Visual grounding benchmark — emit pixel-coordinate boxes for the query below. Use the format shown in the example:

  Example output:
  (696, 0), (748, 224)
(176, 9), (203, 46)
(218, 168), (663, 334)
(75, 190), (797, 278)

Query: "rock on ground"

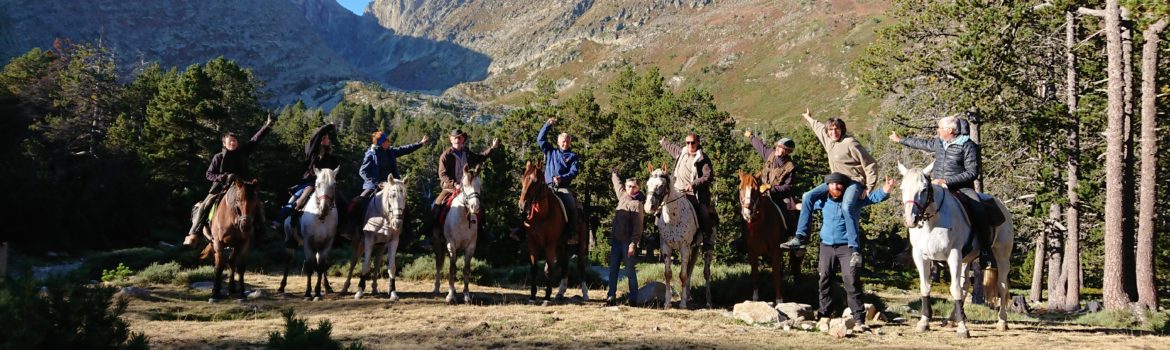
(733, 301), (780, 324)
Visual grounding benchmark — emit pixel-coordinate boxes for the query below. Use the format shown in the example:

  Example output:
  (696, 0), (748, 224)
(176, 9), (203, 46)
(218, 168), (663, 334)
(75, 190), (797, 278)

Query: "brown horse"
(518, 161), (589, 304)
(199, 174), (262, 302)
(737, 172), (793, 304)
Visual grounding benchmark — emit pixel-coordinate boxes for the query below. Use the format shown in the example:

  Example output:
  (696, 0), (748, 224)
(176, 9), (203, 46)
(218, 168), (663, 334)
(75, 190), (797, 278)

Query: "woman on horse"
(659, 133), (716, 250)
(889, 115), (995, 268)
(357, 130), (429, 236)
(273, 123), (341, 236)
(734, 130), (799, 250)
(607, 166), (644, 306)
(185, 115), (273, 246)
(783, 109), (878, 251)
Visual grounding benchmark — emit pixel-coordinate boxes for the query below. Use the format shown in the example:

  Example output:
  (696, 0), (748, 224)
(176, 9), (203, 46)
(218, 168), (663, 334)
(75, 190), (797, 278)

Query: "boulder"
(190, 281), (214, 290)
(119, 286), (151, 299)
(246, 290), (264, 300)
(636, 281), (670, 307)
(774, 302), (814, 320)
(733, 301), (781, 324)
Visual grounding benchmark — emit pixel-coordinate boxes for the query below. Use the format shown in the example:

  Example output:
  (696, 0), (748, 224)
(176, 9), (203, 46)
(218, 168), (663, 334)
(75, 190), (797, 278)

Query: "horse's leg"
(371, 244), (383, 295)
(462, 243), (475, 304)
(528, 252), (539, 303)
(210, 243), (225, 302)
(387, 237), (400, 302)
(236, 241), (250, 300)
(342, 236), (361, 295)
(226, 246), (238, 296)
(445, 245), (457, 304)
(578, 230), (590, 301)
(912, 250), (932, 332)
(433, 236), (446, 296)
(704, 247), (713, 308)
(750, 254), (760, 302)
(661, 244), (674, 309)
(995, 239), (1011, 331)
(302, 245), (315, 300)
(544, 246), (557, 302)
(279, 246), (293, 294)
(679, 245), (692, 309)
(556, 245), (569, 301)
(355, 237), (373, 299)
(950, 252), (970, 338)
(771, 248), (784, 304)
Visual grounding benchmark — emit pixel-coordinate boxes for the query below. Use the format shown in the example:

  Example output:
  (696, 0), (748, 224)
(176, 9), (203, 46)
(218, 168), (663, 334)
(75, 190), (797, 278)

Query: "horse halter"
(904, 175), (937, 224)
(647, 173), (673, 212)
(519, 175), (546, 218)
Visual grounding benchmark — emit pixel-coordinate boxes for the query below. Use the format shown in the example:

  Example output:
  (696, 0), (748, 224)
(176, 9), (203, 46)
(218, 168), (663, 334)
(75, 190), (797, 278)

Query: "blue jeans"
(796, 181), (863, 241)
(607, 239), (638, 299)
(275, 183), (310, 223)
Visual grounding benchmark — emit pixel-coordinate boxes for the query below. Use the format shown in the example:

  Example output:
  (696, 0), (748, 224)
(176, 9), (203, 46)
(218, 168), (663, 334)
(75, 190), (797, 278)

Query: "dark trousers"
(818, 244), (864, 322)
(955, 187), (992, 258)
(684, 195), (715, 249)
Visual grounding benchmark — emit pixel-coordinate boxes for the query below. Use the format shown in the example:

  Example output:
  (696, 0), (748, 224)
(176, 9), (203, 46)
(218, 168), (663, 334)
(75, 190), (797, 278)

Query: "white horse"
(433, 165), (482, 304)
(341, 173), (408, 301)
(284, 167), (339, 301)
(644, 167), (701, 309)
(898, 163), (1014, 338)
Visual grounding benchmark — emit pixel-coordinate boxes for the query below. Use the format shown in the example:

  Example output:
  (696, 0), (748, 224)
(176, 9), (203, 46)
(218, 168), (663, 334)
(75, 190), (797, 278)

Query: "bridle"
(648, 173), (685, 214)
(904, 174), (943, 225)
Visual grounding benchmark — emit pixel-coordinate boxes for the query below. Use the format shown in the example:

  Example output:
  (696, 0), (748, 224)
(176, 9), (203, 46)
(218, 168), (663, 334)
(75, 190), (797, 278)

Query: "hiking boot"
(779, 236), (806, 250)
(852, 323), (870, 333)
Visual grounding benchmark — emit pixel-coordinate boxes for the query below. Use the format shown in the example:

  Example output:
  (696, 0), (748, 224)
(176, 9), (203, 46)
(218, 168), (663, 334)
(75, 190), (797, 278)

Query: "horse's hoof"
(303, 296), (312, 301)
(354, 291), (364, 300)
(235, 298), (245, 303)
(528, 298), (538, 305)
(277, 288), (285, 294)
(996, 321), (1009, 331)
(541, 300), (551, 307)
(957, 329), (970, 338)
(313, 296), (322, 302)
(208, 298), (220, 303)
(915, 321), (929, 333)
(389, 292), (399, 302)
(446, 295), (456, 304)
(463, 294), (473, 305)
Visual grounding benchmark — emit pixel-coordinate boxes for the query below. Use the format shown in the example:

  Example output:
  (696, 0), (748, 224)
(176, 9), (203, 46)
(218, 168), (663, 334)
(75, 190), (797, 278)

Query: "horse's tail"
(982, 267), (1000, 306)
(199, 242), (214, 260)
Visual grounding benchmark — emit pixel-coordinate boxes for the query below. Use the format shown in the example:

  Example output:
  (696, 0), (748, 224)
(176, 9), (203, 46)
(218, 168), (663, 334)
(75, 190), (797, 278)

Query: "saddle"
(952, 191), (1007, 227)
(435, 188), (481, 229)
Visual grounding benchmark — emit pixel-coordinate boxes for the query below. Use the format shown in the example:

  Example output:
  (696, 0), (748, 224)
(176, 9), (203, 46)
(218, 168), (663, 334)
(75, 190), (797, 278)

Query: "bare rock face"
(733, 301), (781, 324)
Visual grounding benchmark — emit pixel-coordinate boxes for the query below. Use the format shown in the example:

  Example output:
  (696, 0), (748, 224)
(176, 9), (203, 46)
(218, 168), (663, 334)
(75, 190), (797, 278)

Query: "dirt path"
(123, 274), (1168, 349)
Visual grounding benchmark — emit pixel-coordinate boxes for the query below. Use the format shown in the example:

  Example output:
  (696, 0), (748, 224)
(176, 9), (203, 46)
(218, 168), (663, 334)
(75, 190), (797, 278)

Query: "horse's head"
(228, 177), (260, 232)
(738, 171), (760, 221)
(383, 173), (408, 232)
(644, 165), (671, 215)
(518, 161), (546, 218)
(313, 167), (339, 219)
(461, 164), (483, 215)
(898, 162), (936, 227)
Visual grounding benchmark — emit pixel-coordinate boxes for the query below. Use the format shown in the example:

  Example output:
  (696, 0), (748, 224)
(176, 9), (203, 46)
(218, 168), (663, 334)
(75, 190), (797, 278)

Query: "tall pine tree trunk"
(1059, 10), (1080, 311)
(1102, 0), (1131, 310)
(1121, 22), (1139, 302)
(1136, 18), (1167, 311)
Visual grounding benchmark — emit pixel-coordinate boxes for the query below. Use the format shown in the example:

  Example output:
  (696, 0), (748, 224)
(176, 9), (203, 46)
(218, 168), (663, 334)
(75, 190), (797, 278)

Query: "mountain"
(370, 0), (889, 126)
(0, 0), (490, 106)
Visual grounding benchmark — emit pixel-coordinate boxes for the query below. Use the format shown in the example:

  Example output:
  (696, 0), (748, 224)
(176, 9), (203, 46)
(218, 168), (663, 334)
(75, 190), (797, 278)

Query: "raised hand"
(547, 117), (557, 125)
(420, 134), (430, 145)
(888, 131), (901, 143)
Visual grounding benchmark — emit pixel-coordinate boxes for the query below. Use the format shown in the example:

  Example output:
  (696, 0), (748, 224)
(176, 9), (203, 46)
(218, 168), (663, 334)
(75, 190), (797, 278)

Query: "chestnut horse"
(737, 172), (789, 304)
(199, 174), (262, 302)
(518, 161), (590, 304)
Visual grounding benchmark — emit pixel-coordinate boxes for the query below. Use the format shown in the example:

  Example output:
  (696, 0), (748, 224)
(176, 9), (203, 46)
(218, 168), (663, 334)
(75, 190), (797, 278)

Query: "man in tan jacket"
(607, 167), (644, 306)
(782, 109), (878, 250)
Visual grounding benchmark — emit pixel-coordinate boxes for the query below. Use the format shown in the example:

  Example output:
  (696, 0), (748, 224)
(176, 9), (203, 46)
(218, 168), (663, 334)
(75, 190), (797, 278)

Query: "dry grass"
(122, 273), (1170, 349)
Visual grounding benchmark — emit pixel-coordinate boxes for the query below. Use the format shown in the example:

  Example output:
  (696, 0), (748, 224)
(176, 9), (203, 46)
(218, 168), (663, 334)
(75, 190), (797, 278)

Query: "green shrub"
(177, 266), (216, 285)
(1075, 309), (1170, 332)
(266, 309), (364, 350)
(0, 280), (149, 349)
(136, 261), (181, 285)
(101, 263), (133, 283)
(400, 255), (493, 284)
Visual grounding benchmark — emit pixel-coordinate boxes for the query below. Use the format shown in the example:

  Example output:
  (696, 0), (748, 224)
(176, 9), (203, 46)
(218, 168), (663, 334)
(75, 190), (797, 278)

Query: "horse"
(518, 161), (590, 304)
(341, 173), (408, 301)
(737, 172), (788, 304)
(644, 166), (702, 309)
(199, 174), (261, 302)
(432, 165), (482, 304)
(282, 167), (339, 301)
(898, 163), (1014, 338)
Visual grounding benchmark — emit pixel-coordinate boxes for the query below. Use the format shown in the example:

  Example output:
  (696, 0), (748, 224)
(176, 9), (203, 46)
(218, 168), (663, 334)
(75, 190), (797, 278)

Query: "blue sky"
(335, 0), (368, 15)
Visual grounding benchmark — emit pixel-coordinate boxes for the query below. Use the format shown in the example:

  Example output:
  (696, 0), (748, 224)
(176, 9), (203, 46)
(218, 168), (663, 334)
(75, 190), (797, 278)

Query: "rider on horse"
(357, 130), (429, 239)
(428, 129), (498, 239)
(889, 115), (996, 268)
(659, 133), (717, 250)
(531, 117), (581, 245)
(783, 109), (878, 251)
(735, 130), (799, 250)
(185, 115), (273, 246)
(273, 123), (341, 237)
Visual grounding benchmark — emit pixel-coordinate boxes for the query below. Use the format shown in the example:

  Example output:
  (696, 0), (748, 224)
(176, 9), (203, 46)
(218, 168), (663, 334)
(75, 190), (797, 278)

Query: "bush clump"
(136, 262), (181, 285)
(266, 308), (364, 350)
(0, 280), (149, 349)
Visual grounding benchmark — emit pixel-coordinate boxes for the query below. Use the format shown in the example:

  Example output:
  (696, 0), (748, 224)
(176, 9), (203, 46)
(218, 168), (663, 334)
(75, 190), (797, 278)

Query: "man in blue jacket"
(527, 117), (582, 244)
(785, 172), (894, 331)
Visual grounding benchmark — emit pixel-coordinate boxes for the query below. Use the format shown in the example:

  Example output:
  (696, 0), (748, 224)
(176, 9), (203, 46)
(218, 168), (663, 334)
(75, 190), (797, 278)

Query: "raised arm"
(659, 137), (682, 158)
(536, 120), (554, 152)
(747, 134), (769, 159)
(467, 138), (500, 166)
(240, 117), (274, 154)
(388, 141), (424, 157)
(803, 109), (829, 147)
(898, 136), (941, 153)
(611, 171), (624, 198)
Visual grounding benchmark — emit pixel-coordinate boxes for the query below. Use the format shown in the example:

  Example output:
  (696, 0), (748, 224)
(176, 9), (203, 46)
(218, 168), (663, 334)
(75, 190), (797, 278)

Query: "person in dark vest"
(659, 133), (717, 250)
(734, 130), (799, 251)
(272, 123), (341, 237)
(427, 129), (498, 239)
(184, 115), (273, 246)
(889, 115), (996, 268)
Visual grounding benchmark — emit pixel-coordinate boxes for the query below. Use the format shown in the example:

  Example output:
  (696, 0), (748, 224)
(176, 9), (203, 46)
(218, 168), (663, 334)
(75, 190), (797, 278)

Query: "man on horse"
(782, 109), (878, 252)
(185, 115), (273, 246)
(529, 117), (582, 245)
(357, 130), (429, 239)
(807, 173), (894, 331)
(735, 130), (799, 250)
(659, 133), (716, 250)
(889, 115), (996, 268)
(273, 123), (342, 237)
(607, 166), (644, 306)
(429, 129), (498, 238)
